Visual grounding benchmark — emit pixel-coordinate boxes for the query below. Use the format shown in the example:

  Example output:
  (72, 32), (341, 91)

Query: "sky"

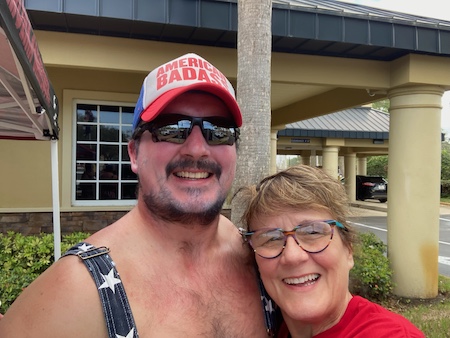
(338, 0), (450, 135)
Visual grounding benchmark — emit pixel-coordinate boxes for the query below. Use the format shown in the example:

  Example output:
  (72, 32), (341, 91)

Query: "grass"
(382, 275), (450, 337)
(441, 196), (450, 204)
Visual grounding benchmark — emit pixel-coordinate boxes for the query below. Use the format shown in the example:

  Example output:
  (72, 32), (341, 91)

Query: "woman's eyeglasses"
(239, 220), (346, 259)
(133, 114), (239, 146)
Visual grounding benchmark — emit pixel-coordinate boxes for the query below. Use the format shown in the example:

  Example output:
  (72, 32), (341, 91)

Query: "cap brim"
(140, 83), (242, 127)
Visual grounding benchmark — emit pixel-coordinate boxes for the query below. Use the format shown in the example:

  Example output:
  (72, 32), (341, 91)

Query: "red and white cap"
(132, 53), (242, 130)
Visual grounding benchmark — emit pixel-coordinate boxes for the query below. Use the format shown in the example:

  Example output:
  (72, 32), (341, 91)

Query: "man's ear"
(128, 140), (138, 174)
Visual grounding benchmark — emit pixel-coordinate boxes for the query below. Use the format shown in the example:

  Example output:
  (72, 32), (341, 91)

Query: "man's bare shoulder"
(0, 254), (106, 338)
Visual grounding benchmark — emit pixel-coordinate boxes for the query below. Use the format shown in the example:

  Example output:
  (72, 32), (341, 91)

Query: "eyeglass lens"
(249, 221), (337, 258)
(141, 114), (238, 146)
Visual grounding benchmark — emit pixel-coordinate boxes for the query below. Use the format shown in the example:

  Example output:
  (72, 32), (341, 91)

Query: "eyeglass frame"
(132, 113), (240, 146)
(239, 220), (346, 259)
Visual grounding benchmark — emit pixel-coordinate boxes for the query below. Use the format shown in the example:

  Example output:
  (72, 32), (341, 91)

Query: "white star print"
(262, 296), (275, 313)
(77, 243), (94, 252)
(116, 327), (134, 338)
(99, 268), (122, 294)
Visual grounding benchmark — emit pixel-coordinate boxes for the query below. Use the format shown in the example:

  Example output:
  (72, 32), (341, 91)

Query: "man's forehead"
(160, 91), (233, 118)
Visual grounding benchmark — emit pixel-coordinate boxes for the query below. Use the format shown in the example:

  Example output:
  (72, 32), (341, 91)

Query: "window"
(74, 102), (137, 205)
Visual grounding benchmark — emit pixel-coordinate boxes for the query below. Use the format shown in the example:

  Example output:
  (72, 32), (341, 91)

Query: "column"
(301, 150), (311, 166)
(357, 156), (367, 175)
(387, 85), (443, 298)
(344, 152), (356, 202)
(270, 129), (279, 175)
(322, 146), (339, 179)
(311, 149), (317, 167)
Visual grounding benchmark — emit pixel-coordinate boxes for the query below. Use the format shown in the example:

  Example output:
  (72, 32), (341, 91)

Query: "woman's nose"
(280, 235), (309, 264)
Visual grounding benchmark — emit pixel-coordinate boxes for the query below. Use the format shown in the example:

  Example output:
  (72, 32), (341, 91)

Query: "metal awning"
(0, 0), (58, 140)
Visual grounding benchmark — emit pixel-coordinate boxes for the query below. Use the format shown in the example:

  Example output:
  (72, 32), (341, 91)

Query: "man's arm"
(0, 256), (107, 338)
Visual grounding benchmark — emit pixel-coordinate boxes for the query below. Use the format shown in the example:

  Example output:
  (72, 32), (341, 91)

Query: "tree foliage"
(371, 99), (390, 113)
(442, 142), (450, 180)
(367, 155), (388, 177)
(367, 143), (450, 181)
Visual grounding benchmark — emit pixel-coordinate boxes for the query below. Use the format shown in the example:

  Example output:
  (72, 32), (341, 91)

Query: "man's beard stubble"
(140, 158), (228, 225)
(143, 187), (225, 226)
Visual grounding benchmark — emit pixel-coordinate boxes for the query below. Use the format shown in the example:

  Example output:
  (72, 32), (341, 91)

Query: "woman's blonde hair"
(238, 164), (356, 249)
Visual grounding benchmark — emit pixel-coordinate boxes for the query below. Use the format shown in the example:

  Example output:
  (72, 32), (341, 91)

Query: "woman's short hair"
(238, 164), (356, 249)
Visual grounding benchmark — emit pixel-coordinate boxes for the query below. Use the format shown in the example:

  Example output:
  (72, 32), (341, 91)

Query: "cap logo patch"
(155, 57), (228, 90)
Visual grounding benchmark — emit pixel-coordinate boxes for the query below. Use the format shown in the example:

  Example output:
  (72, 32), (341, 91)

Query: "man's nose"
(180, 125), (210, 156)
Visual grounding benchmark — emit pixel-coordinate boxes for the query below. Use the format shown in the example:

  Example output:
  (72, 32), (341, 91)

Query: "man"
(0, 53), (269, 337)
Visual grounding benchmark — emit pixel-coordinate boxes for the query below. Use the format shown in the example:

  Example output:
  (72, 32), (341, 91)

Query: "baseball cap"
(132, 53), (242, 130)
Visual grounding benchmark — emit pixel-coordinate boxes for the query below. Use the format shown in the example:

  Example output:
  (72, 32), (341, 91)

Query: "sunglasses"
(133, 114), (240, 146)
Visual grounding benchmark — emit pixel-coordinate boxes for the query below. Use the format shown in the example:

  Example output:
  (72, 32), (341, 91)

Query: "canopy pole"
(51, 139), (61, 260)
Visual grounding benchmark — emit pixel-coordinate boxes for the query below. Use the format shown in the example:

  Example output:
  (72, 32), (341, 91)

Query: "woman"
(239, 165), (424, 338)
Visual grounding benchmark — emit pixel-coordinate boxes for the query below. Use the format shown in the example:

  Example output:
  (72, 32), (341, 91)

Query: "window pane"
(122, 125), (133, 142)
(78, 183), (96, 200)
(77, 124), (97, 141)
(122, 145), (130, 161)
(122, 183), (137, 199)
(121, 163), (136, 180)
(100, 125), (119, 142)
(76, 144), (97, 160)
(100, 144), (119, 161)
(80, 163), (97, 180)
(100, 183), (118, 200)
(76, 104), (97, 122)
(100, 105), (119, 124)
(122, 106), (134, 124)
(100, 164), (118, 179)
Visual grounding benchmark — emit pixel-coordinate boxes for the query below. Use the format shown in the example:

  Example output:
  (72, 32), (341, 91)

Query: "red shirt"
(277, 295), (425, 338)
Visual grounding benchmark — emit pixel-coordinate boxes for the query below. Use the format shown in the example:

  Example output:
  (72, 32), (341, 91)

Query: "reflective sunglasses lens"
(153, 121), (191, 144)
(202, 121), (236, 145)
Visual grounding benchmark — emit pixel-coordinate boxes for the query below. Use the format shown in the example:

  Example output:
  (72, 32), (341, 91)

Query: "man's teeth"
(284, 274), (319, 285)
(176, 171), (209, 179)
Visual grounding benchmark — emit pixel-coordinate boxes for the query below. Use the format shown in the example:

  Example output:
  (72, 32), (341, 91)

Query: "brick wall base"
(0, 209), (232, 236)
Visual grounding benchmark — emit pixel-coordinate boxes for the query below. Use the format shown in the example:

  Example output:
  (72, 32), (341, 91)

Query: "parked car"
(356, 175), (388, 203)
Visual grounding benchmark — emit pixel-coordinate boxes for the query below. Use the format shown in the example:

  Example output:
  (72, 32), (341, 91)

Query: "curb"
(350, 202), (387, 212)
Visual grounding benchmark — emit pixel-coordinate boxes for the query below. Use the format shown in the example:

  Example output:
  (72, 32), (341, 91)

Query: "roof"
(24, 0), (450, 61)
(274, 0), (449, 27)
(278, 106), (390, 139)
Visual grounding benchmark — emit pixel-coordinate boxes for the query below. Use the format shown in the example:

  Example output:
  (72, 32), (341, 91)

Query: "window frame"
(68, 94), (138, 207)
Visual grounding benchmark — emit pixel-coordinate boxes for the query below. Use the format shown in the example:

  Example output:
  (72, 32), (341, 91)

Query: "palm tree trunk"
(231, 0), (272, 227)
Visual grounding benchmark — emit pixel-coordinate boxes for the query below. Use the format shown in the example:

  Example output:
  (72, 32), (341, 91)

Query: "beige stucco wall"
(2, 30), (450, 213)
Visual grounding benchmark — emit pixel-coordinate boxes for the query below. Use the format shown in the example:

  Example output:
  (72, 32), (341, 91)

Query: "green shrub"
(0, 231), (90, 313)
(441, 180), (450, 197)
(0, 231), (397, 313)
(350, 232), (394, 301)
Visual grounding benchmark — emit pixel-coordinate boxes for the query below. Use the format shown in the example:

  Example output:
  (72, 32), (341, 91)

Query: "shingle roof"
(278, 106), (389, 139)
